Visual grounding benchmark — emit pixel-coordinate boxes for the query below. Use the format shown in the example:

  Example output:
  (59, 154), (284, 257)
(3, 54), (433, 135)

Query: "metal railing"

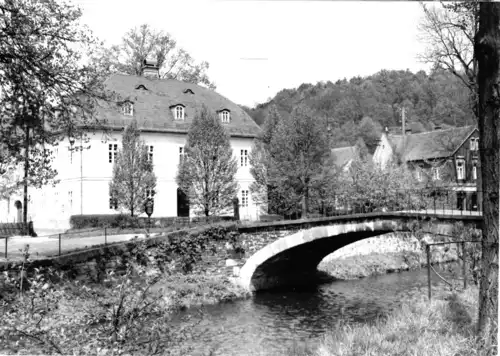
(253, 188), (483, 221)
(1, 216), (236, 260)
(425, 240), (481, 300)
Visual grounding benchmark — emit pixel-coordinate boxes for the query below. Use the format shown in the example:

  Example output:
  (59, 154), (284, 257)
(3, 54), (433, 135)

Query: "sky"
(72, 0), (432, 107)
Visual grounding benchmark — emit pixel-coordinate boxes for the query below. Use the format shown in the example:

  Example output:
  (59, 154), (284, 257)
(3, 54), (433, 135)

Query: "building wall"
(372, 134), (394, 169)
(1, 130), (260, 230)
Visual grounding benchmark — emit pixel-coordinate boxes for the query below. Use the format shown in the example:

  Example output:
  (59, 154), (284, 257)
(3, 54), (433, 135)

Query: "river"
(170, 265), (464, 356)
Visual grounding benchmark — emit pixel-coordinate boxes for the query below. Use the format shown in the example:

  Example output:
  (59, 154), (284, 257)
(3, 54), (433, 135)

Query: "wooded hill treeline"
(242, 68), (475, 153)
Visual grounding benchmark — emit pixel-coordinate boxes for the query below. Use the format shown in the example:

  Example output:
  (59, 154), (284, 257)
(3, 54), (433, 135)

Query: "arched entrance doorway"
(177, 188), (190, 217)
(14, 200), (22, 222)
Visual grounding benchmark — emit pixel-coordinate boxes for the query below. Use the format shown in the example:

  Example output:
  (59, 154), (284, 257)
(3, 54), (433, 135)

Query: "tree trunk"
(475, 2), (499, 350)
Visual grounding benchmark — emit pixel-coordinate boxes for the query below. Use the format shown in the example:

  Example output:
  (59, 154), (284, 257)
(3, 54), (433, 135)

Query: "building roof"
(388, 126), (476, 162)
(92, 74), (261, 138)
(331, 145), (358, 168)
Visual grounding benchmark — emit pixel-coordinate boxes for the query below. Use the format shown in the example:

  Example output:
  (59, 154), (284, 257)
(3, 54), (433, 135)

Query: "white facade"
(372, 133), (394, 169)
(0, 130), (260, 230)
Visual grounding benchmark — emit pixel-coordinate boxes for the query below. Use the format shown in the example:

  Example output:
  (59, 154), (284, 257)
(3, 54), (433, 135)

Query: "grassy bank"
(154, 273), (251, 309)
(314, 287), (496, 356)
(319, 248), (458, 280)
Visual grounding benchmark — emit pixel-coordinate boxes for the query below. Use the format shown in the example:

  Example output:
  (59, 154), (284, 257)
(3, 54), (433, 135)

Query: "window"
(470, 137), (479, 151)
(456, 159), (465, 180)
(145, 189), (155, 200)
(108, 144), (118, 163)
(472, 160), (478, 180)
(68, 191), (73, 209)
(240, 149), (248, 167)
(109, 190), (118, 210)
(241, 190), (249, 207)
(122, 101), (134, 116)
(219, 110), (230, 123)
(432, 167), (440, 180)
(415, 167), (423, 182)
(173, 105), (185, 120)
(147, 145), (154, 163)
(179, 146), (185, 163)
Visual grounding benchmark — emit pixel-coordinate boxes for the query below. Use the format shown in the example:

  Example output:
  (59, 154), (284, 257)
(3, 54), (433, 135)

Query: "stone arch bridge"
(236, 212), (481, 291)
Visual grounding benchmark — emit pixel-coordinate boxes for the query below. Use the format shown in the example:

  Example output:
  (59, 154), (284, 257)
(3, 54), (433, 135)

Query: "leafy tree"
(336, 157), (419, 213)
(101, 24), (215, 89)
(249, 105), (281, 207)
(266, 105), (331, 216)
(0, 0), (110, 220)
(475, 1), (499, 348)
(109, 120), (156, 217)
(357, 116), (383, 154)
(176, 106), (238, 217)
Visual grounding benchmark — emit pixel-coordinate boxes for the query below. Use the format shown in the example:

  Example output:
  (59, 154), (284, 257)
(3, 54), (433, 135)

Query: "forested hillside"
(242, 68), (475, 151)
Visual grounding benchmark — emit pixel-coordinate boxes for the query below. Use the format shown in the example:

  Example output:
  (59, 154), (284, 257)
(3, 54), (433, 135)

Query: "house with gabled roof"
(0, 60), (262, 230)
(373, 125), (480, 210)
(331, 145), (359, 172)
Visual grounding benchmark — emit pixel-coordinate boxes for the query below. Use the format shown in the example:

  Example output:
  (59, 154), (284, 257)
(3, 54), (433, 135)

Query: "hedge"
(69, 214), (237, 230)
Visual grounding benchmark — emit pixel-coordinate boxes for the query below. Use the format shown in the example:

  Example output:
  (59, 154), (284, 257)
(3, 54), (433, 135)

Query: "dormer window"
(170, 104), (185, 120)
(183, 89), (194, 94)
(218, 109), (231, 124)
(135, 84), (148, 90)
(122, 101), (134, 116)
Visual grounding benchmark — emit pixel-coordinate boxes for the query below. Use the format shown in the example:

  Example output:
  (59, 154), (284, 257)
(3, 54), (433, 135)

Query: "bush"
(69, 214), (237, 230)
(69, 214), (141, 229)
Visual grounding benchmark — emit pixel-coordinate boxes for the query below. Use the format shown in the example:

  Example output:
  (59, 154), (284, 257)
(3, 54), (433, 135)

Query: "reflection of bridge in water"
(237, 209), (482, 292)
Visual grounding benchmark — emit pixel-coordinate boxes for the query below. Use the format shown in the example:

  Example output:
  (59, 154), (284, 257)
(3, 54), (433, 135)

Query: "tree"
(266, 105), (331, 216)
(337, 157), (418, 213)
(249, 105), (281, 208)
(475, 2), (499, 350)
(176, 106), (238, 217)
(109, 120), (156, 217)
(0, 0), (111, 220)
(357, 116), (382, 154)
(101, 24), (215, 89)
(418, 2), (478, 98)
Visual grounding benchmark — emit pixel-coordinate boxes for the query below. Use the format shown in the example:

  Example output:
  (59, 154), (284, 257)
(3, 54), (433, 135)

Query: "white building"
(0, 63), (262, 230)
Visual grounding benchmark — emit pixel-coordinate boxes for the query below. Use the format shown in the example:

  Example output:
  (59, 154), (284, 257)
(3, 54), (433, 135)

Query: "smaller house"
(373, 125), (480, 210)
(331, 146), (359, 172)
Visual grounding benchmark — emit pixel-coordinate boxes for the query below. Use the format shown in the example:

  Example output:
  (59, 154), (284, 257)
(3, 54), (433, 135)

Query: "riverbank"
(0, 267), (251, 355)
(314, 286), (495, 356)
(153, 273), (251, 309)
(318, 233), (459, 279)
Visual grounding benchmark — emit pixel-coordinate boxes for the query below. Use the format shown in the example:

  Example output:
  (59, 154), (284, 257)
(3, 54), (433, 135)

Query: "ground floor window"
(109, 190), (118, 210)
(241, 190), (249, 207)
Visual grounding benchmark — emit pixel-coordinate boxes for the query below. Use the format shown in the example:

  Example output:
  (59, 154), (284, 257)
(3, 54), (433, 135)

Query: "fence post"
(462, 241), (467, 290)
(58, 233), (61, 256)
(426, 244), (431, 301)
(104, 227), (107, 246)
(4, 237), (7, 259)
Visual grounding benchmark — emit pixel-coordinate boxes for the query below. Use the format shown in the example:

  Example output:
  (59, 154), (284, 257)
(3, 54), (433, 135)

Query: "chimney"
(141, 59), (159, 79)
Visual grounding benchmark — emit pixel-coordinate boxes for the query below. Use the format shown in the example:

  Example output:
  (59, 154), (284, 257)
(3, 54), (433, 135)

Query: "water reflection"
(174, 266), (460, 356)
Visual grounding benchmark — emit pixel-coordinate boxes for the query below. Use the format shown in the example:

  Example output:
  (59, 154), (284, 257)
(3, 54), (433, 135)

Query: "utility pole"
(401, 107), (406, 150)
(23, 122), (29, 224)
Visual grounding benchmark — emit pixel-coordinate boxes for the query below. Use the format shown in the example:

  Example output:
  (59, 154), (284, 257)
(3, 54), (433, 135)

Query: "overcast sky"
(72, 0), (432, 107)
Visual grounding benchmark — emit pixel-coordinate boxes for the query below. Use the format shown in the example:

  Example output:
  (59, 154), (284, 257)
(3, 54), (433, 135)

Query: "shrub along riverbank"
(313, 287), (496, 356)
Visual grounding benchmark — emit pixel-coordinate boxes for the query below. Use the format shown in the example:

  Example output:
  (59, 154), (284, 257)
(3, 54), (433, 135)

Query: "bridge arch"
(238, 218), (461, 292)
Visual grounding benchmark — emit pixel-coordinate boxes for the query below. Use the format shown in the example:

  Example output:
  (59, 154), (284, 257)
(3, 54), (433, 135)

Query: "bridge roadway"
(237, 210), (482, 292)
